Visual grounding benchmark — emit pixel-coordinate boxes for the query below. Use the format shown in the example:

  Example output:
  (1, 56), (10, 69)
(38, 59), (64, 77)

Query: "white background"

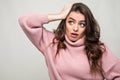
(0, 0), (120, 80)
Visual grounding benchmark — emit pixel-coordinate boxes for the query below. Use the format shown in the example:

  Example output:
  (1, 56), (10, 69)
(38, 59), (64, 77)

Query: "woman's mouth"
(71, 33), (79, 38)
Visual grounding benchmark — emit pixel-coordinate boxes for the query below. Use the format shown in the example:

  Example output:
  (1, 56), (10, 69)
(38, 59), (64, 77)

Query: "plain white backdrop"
(0, 0), (120, 80)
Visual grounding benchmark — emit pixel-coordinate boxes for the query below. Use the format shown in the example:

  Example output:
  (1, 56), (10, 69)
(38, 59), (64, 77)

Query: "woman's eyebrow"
(68, 17), (75, 20)
(79, 20), (85, 23)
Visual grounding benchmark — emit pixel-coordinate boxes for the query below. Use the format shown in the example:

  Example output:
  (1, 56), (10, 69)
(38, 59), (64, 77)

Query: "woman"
(18, 2), (120, 80)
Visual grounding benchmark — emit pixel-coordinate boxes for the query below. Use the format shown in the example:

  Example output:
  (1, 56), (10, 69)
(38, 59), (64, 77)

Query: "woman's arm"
(18, 3), (73, 54)
(18, 13), (52, 54)
(107, 61), (120, 80)
(102, 46), (120, 80)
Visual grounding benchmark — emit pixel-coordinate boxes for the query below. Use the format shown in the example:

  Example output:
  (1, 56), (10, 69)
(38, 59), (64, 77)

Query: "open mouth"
(71, 33), (78, 38)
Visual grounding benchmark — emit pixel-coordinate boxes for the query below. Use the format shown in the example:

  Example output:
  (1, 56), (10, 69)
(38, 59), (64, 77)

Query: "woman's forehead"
(67, 11), (85, 21)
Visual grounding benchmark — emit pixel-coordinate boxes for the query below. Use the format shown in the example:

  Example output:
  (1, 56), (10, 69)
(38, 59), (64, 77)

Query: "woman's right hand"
(48, 3), (74, 22)
(59, 3), (74, 19)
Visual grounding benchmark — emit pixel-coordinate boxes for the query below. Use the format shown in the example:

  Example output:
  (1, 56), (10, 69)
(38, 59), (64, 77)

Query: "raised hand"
(59, 2), (74, 19)
(48, 3), (74, 22)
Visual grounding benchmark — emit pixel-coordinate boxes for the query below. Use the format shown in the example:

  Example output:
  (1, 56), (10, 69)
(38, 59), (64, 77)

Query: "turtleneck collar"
(65, 35), (85, 47)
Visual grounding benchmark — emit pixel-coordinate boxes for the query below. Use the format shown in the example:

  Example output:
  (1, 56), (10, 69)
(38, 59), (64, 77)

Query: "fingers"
(60, 2), (75, 19)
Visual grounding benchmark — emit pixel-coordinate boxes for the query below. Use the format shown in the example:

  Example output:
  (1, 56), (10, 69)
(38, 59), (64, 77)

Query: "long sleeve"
(106, 61), (120, 80)
(102, 46), (120, 80)
(18, 13), (54, 54)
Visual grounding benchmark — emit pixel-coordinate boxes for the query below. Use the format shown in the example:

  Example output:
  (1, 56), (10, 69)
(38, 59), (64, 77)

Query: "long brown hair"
(53, 3), (106, 77)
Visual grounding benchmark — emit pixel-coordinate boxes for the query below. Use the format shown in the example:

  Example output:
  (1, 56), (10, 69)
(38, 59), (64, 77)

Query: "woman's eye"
(79, 23), (86, 27)
(68, 21), (74, 25)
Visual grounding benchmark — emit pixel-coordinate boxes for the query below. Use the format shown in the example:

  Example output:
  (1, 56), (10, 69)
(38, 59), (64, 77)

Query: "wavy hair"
(53, 3), (106, 77)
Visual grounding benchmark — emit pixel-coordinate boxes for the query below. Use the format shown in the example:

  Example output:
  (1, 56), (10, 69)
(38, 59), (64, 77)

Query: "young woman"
(18, 2), (120, 80)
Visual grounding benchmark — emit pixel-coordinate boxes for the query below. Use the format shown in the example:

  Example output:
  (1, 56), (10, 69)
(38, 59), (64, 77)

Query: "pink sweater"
(18, 13), (120, 80)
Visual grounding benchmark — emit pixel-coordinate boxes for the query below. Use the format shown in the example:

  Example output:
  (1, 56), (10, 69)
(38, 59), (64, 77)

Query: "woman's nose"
(73, 24), (78, 32)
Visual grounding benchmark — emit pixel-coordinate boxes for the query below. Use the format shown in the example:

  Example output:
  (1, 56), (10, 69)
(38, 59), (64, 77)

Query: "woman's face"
(65, 11), (86, 42)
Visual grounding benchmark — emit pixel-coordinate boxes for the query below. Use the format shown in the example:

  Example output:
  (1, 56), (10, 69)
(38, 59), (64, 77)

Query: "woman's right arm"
(18, 13), (53, 54)
(18, 3), (73, 54)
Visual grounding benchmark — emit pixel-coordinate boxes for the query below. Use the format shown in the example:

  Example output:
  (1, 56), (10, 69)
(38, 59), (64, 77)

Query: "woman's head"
(66, 3), (96, 42)
(54, 3), (100, 42)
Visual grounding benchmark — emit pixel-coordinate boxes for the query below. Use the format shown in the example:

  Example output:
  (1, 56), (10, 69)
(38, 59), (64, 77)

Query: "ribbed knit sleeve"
(18, 13), (54, 55)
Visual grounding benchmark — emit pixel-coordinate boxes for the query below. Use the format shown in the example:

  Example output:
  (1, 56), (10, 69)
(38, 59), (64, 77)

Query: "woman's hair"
(53, 3), (106, 77)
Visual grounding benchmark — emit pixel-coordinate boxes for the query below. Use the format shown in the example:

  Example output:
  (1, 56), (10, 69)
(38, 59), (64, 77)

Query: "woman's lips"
(71, 33), (79, 38)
